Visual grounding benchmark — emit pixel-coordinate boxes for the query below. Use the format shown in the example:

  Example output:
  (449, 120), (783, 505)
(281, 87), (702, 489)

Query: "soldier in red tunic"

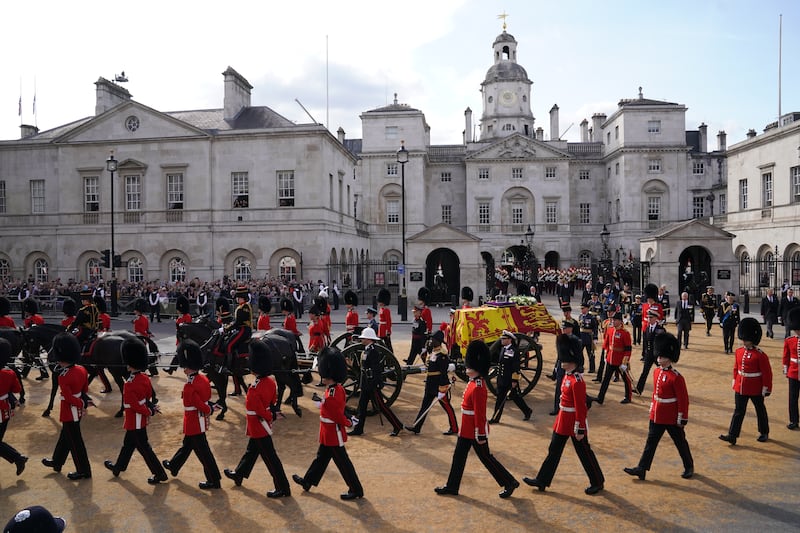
(344, 290), (359, 335)
(460, 286), (474, 309)
(523, 334), (604, 494)
(641, 283), (664, 332)
(783, 307), (800, 430)
(377, 288), (393, 353)
(307, 306), (326, 353)
(293, 346), (364, 500)
(162, 340), (222, 489)
(103, 338), (168, 484)
(93, 296), (110, 332)
(21, 298), (49, 381)
(0, 297), (17, 328)
(0, 338), (27, 476)
(132, 298), (159, 377)
(719, 318), (773, 445)
(41, 333), (92, 480)
(624, 332), (694, 480)
(435, 340), (519, 498)
(256, 295), (271, 331)
(281, 297), (304, 353)
(60, 298), (76, 329)
(418, 287), (433, 334)
(224, 339), (291, 497)
(594, 312), (633, 405)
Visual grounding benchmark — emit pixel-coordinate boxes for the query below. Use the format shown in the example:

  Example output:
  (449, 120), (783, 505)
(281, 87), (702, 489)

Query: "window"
(512, 167), (523, 179)
(82, 177), (99, 212)
(478, 202), (490, 229)
(385, 126), (398, 139)
(545, 201), (557, 224)
(739, 179), (748, 210)
(607, 132), (611, 144)
(387, 200), (399, 224)
(545, 167), (556, 180)
(34, 258), (48, 282)
(234, 256), (252, 282)
(615, 199), (620, 222)
(386, 163), (398, 177)
(329, 174), (333, 210)
(127, 257), (144, 283)
(648, 159), (662, 172)
(579, 251), (592, 268)
(615, 125), (619, 139)
(125, 175), (141, 210)
(762, 172), (773, 207)
(87, 258), (101, 282)
(0, 181), (5, 213)
(167, 173), (184, 209)
(279, 256), (297, 281)
(30, 180), (45, 213)
(441, 205), (452, 224)
(607, 167), (611, 179)
(502, 124), (515, 131)
(168, 257), (186, 283)
(277, 170), (294, 207)
(792, 167), (800, 203)
(231, 172), (248, 208)
(615, 162), (619, 175)
(693, 162), (705, 175)
(692, 196), (705, 218)
(719, 193), (727, 214)
(511, 202), (523, 226)
(478, 168), (490, 180)
(0, 259), (10, 281)
(741, 252), (750, 275)
(440, 172), (452, 183)
(387, 255), (399, 286)
(647, 196), (661, 221)
(579, 169), (590, 181)
(579, 203), (590, 224)
(647, 120), (661, 133)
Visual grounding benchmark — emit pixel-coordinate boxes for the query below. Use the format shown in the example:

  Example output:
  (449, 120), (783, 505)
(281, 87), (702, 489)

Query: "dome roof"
(484, 61), (529, 83)
(493, 31), (517, 45)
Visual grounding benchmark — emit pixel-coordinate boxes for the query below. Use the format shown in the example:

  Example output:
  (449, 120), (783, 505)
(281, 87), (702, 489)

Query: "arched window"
(579, 251), (592, 268)
(169, 257), (186, 283)
(87, 258), (101, 282)
(0, 259), (10, 281)
(793, 251), (800, 271)
(127, 257), (144, 283)
(234, 256), (252, 282)
(34, 258), (49, 283)
(279, 256), (297, 281)
(502, 124), (516, 131)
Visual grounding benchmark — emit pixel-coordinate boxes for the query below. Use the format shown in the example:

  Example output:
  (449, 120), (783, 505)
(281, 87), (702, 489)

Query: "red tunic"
(23, 314), (44, 328)
(459, 377), (488, 440)
(0, 316), (16, 328)
(0, 368), (22, 422)
(782, 335), (799, 381)
(182, 372), (213, 436)
(133, 314), (150, 337)
(421, 306), (433, 334)
(345, 309), (359, 332)
(308, 320), (325, 352)
(256, 313), (271, 331)
(122, 372), (153, 430)
(282, 314), (300, 336)
(61, 316), (74, 329)
(650, 366), (689, 425)
(378, 306), (392, 338)
(732, 346), (773, 396)
(58, 364), (89, 423)
(98, 313), (111, 332)
(641, 302), (664, 330)
(175, 312), (192, 345)
(602, 326), (632, 366)
(553, 372), (588, 436)
(245, 376), (276, 438)
(318, 383), (352, 446)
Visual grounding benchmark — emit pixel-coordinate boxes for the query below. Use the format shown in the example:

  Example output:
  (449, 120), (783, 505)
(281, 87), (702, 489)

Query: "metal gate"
(739, 258), (797, 301)
(325, 259), (399, 308)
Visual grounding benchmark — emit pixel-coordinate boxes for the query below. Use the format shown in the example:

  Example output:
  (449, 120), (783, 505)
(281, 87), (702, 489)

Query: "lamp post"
(396, 141), (408, 321)
(524, 224), (537, 294)
(599, 224), (612, 285)
(106, 151), (119, 316)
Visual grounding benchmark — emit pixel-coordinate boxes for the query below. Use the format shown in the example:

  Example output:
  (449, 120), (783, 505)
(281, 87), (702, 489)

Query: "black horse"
(254, 328), (304, 416)
(0, 327), (27, 405)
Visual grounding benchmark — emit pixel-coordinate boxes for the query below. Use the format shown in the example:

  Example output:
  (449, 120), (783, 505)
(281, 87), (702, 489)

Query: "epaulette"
(474, 377), (484, 387)
(670, 368), (681, 376)
(574, 373), (583, 382)
(327, 386), (336, 398)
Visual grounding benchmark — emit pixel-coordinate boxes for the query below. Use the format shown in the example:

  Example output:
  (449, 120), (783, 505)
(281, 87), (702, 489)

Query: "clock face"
(500, 90), (517, 106)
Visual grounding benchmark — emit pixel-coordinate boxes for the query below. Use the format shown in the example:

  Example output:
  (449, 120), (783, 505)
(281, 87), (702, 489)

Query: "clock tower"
(479, 28), (534, 141)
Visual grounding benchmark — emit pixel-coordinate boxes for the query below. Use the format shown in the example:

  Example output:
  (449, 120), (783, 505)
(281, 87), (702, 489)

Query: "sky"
(2, 0), (798, 146)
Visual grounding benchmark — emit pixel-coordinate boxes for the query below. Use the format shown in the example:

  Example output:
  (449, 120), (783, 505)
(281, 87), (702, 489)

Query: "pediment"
(54, 101), (210, 143)
(467, 133), (571, 161)
(647, 219), (735, 241)
(407, 223), (481, 243)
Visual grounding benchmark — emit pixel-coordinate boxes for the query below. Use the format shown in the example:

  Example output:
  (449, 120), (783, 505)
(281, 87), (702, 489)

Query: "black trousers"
(352, 388), (402, 433)
(303, 444), (363, 494)
(722, 325), (736, 352)
(412, 390), (458, 432)
(406, 337), (426, 365)
(491, 381), (531, 422)
(597, 363), (631, 403)
(52, 421), (91, 474)
(728, 393), (769, 437)
(233, 436), (290, 492)
(789, 377), (799, 425)
(580, 333), (596, 372)
(636, 356), (655, 394)
(636, 420), (693, 471)
(534, 432), (604, 488)
(552, 368), (565, 413)
(703, 311), (714, 334)
(444, 436), (516, 492)
(113, 428), (166, 477)
(676, 320), (691, 347)
(168, 433), (221, 482)
(0, 420), (24, 465)
(149, 303), (161, 322)
(631, 321), (642, 344)
(381, 335), (393, 354)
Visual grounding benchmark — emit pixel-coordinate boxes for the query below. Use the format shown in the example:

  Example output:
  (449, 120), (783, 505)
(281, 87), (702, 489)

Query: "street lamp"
(524, 224), (537, 293)
(106, 150), (118, 316)
(396, 141), (408, 321)
(599, 224), (612, 284)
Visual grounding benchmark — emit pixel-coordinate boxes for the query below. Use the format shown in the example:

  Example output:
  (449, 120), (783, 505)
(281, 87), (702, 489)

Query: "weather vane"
(498, 11), (509, 31)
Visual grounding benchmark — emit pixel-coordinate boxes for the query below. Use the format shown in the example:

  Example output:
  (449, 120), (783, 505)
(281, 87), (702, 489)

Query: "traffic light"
(100, 249), (111, 268)
(113, 254), (122, 268)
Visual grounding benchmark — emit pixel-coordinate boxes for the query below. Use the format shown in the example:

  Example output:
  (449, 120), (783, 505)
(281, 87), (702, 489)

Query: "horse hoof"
(216, 412), (226, 421)
(42, 410), (51, 418)
(114, 411), (124, 418)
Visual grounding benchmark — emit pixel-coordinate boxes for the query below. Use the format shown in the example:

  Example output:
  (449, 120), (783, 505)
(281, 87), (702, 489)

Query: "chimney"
(19, 124), (39, 139)
(549, 104), (559, 140)
(223, 66), (253, 123)
(580, 119), (589, 142)
(717, 130), (727, 151)
(746, 128), (757, 139)
(95, 77), (132, 115)
(698, 123), (708, 152)
(337, 127), (345, 143)
(592, 113), (606, 142)
(464, 107), (473, 144)
(536, 127), (544, 141)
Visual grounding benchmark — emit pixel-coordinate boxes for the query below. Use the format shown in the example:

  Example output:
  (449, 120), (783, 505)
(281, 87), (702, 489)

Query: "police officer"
(489, 331), (532, 424)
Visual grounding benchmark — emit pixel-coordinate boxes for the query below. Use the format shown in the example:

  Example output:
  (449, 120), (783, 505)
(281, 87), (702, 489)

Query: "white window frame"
(545, 201), (557, 224)
(231, 172), (249, 208)
(647, 120), (661, 134)
(167, 173), (184, 209)
(719, 193), (727, 214)
(0, 180), (5, 213)
(792, 166), (800, 203)
(387, 200), (399, 225)
(386, 163), (398, 177)
(545, 167), (557, 180)
(647, 196), (661, 221)
(478, 168), (490, 180)
(30, 179), (45, 213)
(278, 170), (295, 207)
(762, 172), (773, 207)
(511, 202), (524, 226)
(169, 257), (186, 283)
(234, 256), (252, 282)
(127, 257), (144, 283)
(440, 172), (452, 183)
(478, 202), (491, 228)
(34, 258), (48, 282)
(693, 162), (705, 175)
(84, 176), (99, 212)
(0, 258), (10, 281)
(279, 256), (297, 281)
(579, 203), (590, 224)
(579, 169), (590, 181)
(648, 159), (662, 173)
(739, 179), (748, 210)
(692, 196), (705, 218)
(125, 175), (142, 211)
(385, 126), (398, 140)
(441, 204), (452, 224)
(511, 167), (523, 179)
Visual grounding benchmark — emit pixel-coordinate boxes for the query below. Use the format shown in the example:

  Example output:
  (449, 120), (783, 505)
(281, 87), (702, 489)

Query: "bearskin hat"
(177, 340), (204, 370)
(318, 346), (347, 383)
(377, 288), (391, 305)
(461, 286), (474, 302)
(738, 317), (762, 345)
(308, 305), (321, 316)
(280, 297), (293, 313)
(216, 296), (231, 314)
(430, 330), (445, 345)
(133, 298), (148, 314)
(644, 283), (659, 301)
(235, 285), (249, 300)
(121, 337), (149, 371)
(248, 339), (274, 377)
(418, 286), (431, 305)
(0, 296), (11, 316)
(465, 340), (491, 377)
(653, 332), (681, 363)
(257, 295), (272, 313)
(313, 295), (327, 311)
(787, 307), (800, 332)
(344, 290), (358, 307)
(52, 332), (81, 364)
(556, 334), (582, 365)
(22, 297), (39, 315)
(93, 295), (106, 314)
(62, 298), (77, 317)
(0, 338), (12, 368)
(176, 295), (190, 314)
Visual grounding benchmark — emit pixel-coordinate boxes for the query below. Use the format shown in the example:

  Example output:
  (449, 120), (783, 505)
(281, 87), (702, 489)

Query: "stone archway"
(678, 246), (711, 303)
(426, 248), (461, 305)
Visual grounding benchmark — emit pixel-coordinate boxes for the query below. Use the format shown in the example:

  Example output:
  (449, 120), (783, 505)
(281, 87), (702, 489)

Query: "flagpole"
(33, 76), (37, 129)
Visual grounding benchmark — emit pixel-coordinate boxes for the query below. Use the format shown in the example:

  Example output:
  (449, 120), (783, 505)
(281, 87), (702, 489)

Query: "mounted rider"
(71, 289), (99, 355)
(220, 286), (252, 373)
(22, 298), (49, 381)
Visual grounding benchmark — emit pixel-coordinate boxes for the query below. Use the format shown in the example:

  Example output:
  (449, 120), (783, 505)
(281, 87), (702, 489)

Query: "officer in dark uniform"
(71, 289), (98, 355)
(578, 303), (598, 373)
(405, 330), (458, 435)
(636, 309), (666, 395)
(405, 305), (427, 366)
(630, 295), (643, 345)
(489, 331), (532, 423)
(223, 287), (252, 393)
(718, 291), (740, 354)
(674, 291), (695, 349)
(701, 286), (717, 336)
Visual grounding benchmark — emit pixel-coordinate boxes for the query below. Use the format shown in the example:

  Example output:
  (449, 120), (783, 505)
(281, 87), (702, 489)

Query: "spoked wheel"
(329, 327), (363, 352)
(485, 334), (543, 397)
(340, 341), (402, 414)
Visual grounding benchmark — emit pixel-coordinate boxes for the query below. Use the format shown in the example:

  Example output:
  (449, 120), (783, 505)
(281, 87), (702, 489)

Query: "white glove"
(349, 415), (359, 426)
(313, 400), (322, 408)
(784, 365), (789, 375)
(217, 327), (224, 334)
(447, 363), (456, 373)
(437, 391), (446, 400)
(620, 364), (627, 372)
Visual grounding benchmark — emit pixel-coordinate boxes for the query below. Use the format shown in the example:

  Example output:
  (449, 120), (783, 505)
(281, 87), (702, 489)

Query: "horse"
(254, 328), (304, 416)
(0, 327), (27, 405)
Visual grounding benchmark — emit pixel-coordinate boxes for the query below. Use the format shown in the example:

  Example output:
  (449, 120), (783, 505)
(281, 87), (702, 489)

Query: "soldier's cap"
(634, 294), (642, 299)
(4, 506), (65, 533)
(449, 308), (457, 314)
(647, 309), (660, 318)
(612, 312), (624, 321)
(580, 302), (590, 308)
(706, 286), (714, 290)
(366, 306), (377, 315)
(561, 305), (572, 312)
(501, 330), (516, 340)
(725, 291), (735, 297)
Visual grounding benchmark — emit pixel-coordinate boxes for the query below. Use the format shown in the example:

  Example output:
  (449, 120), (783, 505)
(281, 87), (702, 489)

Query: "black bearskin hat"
(280, 297), (293, 313)
(52, 332), (81, 364)
(62, 298), (77, 317)
(465, 340), (491, 377)
(133, 298), (148, 313)
(738, 317), (762, 345)
(556, 334), (582, 366)
(644, 283), (659, 301)
(377, 288), (391, 305)
(248, 339), (274, 377)
(418, 287), (431, 305)
(93, 295), (106, 314)
(787, 307), (800, 332)
(177, 340), (204, 370)
(344, 290), (358, 306)
(0, 338), (12, 368)
(121, 337), (149, 371)
(216, 296), (231, 314)
(308, 305), (321, 316)
(318, 346), (347, 383)
(653, 332), (681, 363)
(176, 295), (190, 314)
(430, 330), (445, 345)
(257, 295), (272, 313)
(23, 297), (39, 315)
(314, 295), (327, 311)
(461, 286), (474, 302)
(0, 296), (11, 316)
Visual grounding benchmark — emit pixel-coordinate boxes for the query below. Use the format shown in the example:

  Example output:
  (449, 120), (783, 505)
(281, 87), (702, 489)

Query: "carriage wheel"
(329, 331), (358, 352)
(340, 342), (402, 415)
(485, 334), (543, 397)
